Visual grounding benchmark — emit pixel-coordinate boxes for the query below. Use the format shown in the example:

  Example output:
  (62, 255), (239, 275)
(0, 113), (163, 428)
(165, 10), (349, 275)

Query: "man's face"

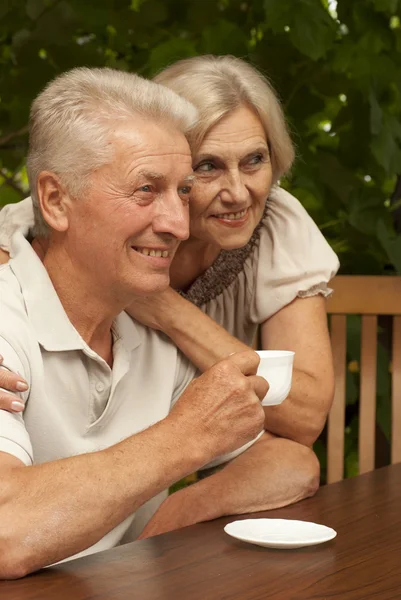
(65, 118), (193, 298)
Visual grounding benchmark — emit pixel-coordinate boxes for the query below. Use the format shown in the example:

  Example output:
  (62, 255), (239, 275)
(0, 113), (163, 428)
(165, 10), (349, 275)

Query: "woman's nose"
(219, 171), (248, 204)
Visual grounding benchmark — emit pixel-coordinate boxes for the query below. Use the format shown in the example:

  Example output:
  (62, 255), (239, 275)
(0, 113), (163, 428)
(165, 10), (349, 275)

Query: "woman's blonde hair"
(154, 55), (295, 182)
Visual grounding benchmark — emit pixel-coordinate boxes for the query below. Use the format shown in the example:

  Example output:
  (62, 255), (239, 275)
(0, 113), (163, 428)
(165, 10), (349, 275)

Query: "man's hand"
(168, 350), (268, 465)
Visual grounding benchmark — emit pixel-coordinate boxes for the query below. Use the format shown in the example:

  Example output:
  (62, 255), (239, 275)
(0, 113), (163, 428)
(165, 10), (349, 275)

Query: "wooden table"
(2, 463), (401, 599)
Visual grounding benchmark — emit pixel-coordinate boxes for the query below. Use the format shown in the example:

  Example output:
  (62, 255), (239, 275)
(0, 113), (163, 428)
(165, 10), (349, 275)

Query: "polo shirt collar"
(9, 232), (142, 353)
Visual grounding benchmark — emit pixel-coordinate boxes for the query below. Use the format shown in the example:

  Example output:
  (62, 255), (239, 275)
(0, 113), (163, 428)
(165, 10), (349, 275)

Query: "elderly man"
(0, 67), (319, 579)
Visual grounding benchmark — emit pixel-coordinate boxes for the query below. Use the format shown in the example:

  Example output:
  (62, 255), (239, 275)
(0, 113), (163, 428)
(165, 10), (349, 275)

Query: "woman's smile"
(188, 104), (272, 251)
(209, 207), (250, 227)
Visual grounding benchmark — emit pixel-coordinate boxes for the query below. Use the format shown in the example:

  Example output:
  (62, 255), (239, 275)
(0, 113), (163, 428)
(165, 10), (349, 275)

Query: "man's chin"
(128, 275), (170, 297)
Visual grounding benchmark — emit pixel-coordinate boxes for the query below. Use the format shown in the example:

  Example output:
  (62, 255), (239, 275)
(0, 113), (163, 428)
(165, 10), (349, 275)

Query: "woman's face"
(189, 104), (272, 250)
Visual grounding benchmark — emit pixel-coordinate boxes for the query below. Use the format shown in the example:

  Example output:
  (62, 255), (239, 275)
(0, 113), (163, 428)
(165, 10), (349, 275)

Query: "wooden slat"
(328, 276), (401, 315)
(391, 316), (401, 464)
(327, 315), (347, 483)
(358, 316), (377, 474)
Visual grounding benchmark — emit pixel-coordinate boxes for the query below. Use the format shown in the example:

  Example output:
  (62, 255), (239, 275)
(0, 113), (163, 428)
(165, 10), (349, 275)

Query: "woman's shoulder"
(259, 185), (321, 232)
(256, 185), (339, 268)
(250, 186), (340, 322)
(0, 197), (35, 255)
(181, 186), (340, 312)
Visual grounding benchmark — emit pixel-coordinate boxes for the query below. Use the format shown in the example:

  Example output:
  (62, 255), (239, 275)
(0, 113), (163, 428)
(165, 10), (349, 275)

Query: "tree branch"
(0, 125), (29, 148)
(0, 169), (25, 198)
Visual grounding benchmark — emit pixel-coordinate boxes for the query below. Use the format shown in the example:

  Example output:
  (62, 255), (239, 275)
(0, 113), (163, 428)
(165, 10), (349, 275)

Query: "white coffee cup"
(256, 350), (295, 406)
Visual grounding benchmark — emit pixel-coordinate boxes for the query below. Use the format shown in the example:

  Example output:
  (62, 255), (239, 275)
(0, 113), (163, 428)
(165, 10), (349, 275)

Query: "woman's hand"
(0, 237), (48, 265)
(0, 357), (28, 412)
(0, 248), (9, 264)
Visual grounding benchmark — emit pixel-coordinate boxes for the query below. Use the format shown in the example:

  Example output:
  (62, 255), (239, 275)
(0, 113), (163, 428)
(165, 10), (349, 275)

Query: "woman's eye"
(194, 162), (215, 173)
(248, 154), (264, 165)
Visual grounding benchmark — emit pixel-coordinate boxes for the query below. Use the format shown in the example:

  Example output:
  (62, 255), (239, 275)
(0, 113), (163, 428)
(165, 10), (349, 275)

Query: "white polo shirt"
(0, 232), (200, 559)
(0, 231), (262, 562)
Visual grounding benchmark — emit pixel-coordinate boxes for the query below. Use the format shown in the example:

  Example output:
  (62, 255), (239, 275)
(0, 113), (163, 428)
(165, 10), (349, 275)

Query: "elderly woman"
(0, 55), (338, 447)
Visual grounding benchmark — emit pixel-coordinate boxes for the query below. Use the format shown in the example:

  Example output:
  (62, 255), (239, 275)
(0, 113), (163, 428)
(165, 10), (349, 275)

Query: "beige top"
(180, 186), (340, 344)
(0, 189), (340, 347)
(0, 232), (260, 563)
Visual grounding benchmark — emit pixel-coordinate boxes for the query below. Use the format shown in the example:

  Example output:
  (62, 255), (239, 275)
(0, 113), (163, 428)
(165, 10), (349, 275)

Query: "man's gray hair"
(27, 67), (198, 237)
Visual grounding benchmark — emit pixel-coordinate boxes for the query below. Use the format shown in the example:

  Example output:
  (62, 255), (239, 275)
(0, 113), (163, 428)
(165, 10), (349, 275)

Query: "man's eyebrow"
(137, 170), (166, 182)
(137, 171), (196, 184)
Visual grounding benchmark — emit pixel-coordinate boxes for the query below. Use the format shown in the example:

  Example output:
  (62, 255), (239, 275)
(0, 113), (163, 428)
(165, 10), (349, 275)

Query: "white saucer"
(224, 518), (337, 549)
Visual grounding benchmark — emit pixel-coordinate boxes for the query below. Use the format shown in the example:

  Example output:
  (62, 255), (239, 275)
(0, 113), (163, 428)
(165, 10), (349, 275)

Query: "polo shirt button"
(95, 381), (105, 393)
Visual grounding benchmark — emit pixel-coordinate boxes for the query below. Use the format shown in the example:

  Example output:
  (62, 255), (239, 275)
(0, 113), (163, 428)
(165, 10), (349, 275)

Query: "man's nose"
(153, 192), (190, 241)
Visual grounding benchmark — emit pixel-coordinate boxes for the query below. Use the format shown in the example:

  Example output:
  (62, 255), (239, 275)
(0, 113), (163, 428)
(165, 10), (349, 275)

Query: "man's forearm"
(0, 418), (203, 579)
(139, 433), (320, 539)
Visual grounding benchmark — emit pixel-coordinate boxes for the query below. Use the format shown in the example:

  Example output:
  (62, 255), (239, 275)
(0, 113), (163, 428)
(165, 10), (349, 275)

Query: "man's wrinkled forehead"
(111, 116), (190, 152)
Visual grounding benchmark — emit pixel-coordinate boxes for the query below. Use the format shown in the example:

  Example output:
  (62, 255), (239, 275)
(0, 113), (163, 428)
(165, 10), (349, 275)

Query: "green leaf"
(201, 20), (248, 55)
(33, 1), (78, 45)
(372, 0), (399, 14)
(264, 0), (336, 60)
(12, 28), (32, 50)
(369, 89), (382, 135)
(371, 113), (401, 174)
(26, 0), (46, 20)
(135, 0), (168, 25)
(377, 220), (401, 274)
(0, 185), (24, 207)
(148, 38), (197, 75)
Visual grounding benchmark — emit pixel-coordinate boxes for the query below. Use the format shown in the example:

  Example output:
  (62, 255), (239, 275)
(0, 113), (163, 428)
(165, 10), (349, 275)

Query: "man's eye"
(194, 162), (215, 173)
(178, 186), (192, 195)
(138, 185), (152, 193)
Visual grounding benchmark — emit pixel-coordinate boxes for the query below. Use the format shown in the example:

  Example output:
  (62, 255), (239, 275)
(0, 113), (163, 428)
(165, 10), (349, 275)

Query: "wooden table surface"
(2, 463), (401, 600)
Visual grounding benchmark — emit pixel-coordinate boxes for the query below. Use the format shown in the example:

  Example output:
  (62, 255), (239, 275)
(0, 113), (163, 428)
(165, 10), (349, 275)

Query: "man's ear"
(36, 172), (72, 232)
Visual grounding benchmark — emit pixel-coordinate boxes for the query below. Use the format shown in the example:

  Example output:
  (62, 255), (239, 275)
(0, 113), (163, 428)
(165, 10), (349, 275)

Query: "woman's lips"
(210, 207), (250, 227)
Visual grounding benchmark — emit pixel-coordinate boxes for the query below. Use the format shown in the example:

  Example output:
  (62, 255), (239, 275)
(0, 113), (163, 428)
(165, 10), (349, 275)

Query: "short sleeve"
(249, 187), (340, 324)
(171, 350), (198, 405)
(200, 430), (264, 470)
(0, 198), (35, 257)
(0, 336), (33, 465)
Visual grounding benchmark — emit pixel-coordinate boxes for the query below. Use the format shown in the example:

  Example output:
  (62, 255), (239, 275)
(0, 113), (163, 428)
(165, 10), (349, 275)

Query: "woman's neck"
(170, 238), (221, 291)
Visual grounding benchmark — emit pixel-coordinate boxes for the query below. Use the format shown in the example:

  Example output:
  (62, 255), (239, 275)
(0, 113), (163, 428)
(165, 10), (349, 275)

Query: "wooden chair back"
(326, 276), (401, 483)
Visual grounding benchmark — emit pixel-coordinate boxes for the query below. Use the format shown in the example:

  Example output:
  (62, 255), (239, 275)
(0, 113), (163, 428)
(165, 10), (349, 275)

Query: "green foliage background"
(1, 0), (400, 480)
